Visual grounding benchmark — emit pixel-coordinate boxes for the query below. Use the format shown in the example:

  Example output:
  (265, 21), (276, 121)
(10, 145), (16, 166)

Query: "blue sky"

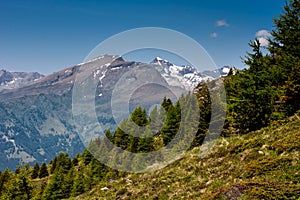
(0, 0), (284, 74)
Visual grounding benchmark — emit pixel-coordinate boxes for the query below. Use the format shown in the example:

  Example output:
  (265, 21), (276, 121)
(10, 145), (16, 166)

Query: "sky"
(0, 0), (285, 74)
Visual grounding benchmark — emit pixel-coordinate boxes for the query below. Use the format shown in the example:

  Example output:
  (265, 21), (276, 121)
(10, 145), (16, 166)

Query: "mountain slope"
(73, 114), (300, 200)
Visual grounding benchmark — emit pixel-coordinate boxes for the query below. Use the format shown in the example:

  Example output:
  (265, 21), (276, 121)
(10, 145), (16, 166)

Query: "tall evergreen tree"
(269, 0), (300, 59)
(113, 120), (130, 150)
(62, 168), (73, 198)
(137, 128), (155, 153)
(161, 101), (181, 145)
(19, 175), (32, 200)
(0, 169), (11, 196)
(50, 157), (57, 174)
(161, 97), (173, 112)
(130, 107), (148, 126)
(268, 0), (300, 115)
(39, 163), (49, 178)
(105, 128), (114, 142)
(42, 169), (65, 200)
(31, 162), (40, 179)
(71, 170), (85, 197)
(15, 166), (21, 175)
(82, 149), (93, 165)
(191, 82), (211, 147)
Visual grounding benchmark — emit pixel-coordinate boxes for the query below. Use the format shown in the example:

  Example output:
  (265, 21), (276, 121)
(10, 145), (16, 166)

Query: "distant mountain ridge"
(0, 69), (44, 91)
(0, 57), (231, 94)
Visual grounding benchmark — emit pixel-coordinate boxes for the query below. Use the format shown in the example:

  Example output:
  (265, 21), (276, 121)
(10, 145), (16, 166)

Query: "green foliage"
(137, 130), (155, 153)
(224, 0), (300, 133)
(54, 152), (72, 173)
(269, 0), (300, 58)
(191, 82), (211, 148)
(0, 169), (36, 199)
(0, 169), (12, 196)
(31, 163), (39, 179)
(38, 163), (48, 178)
(82, 149), (93, 165)
(42, 169), (66, 200)
(104, 129), (113, 142)
(15, 166), (21, 175)
(49, 157), (57, 174)
(130, 106), (149, 126)
(1, 171), (33, 200)
(269, 0), (300, 116)
(161, 101), (181, 145)
(161, 97), (173, 112)
(113, 121), (130, 150)
(71, 170), (85, 197)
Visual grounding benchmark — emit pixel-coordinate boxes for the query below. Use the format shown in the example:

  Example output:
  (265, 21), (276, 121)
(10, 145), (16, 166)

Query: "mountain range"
(0, 69), (44, 91)
(0, 55), (232, 170)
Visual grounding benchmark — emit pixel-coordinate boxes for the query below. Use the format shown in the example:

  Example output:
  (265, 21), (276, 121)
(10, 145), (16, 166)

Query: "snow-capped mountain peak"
(149, 57), (233, 90)
(149, 58), (205, 90)
(150, 57), (174, 67)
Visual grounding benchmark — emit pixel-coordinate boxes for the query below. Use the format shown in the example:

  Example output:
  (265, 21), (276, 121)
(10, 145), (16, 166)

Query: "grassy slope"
(72, 115), (300, 200)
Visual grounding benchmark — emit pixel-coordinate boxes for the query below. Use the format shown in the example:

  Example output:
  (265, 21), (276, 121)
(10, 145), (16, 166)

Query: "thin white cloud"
(255, 29), (271, 47)
(256, 30), (271, 38)
(257, 37), (269, 47)
(210, 32), (218, 38)
(216, 20), (229, 27)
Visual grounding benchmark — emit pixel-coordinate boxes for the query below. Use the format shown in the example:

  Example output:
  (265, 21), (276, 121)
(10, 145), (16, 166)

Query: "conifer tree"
(82, 149), (93, 165)
(137, 133), (154, 153)
(72, 156), (79, 166)
(39, 163), (49, 178)
(161, 101), (181, 145)
(62, 168), (73, 198)
(268, 0), (300, 115)
(149, 106), (164, 135)
(42, 169), (65, 200)
(2, 173), (32, 200)
(130, 107), (148, 126)
(71, 170), (85, 197)
(19, 175), (32, 200)
(269, 0), (300, 59)
(31, 162), (40, 179)
(161, 97), (173, 112)
(0, 169), (11, 195)
(50, 157), (57, 174)
(15, 166), (21, 174)
(191, 83), (211, 147)
(113, 120), (130, 150)
(105, 128), (114, 142)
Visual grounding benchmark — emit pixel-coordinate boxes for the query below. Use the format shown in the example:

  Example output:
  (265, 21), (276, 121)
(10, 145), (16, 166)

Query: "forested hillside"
(0, 109), (299, 199)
